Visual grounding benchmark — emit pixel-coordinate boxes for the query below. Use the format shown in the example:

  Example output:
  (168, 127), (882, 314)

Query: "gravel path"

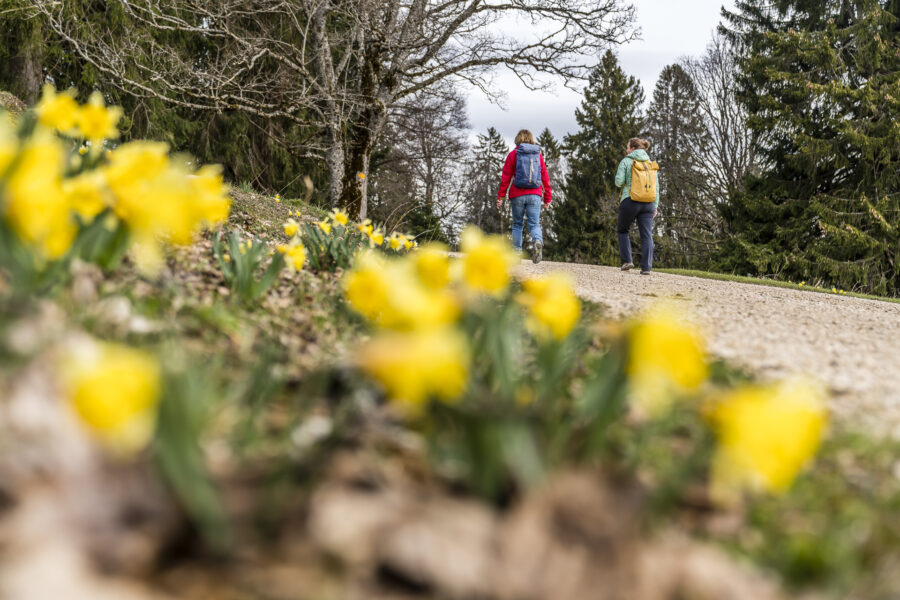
(517, 261), (900, 432)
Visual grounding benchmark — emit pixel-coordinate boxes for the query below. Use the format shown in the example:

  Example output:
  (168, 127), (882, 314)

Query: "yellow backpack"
(630, 160), (659, 203)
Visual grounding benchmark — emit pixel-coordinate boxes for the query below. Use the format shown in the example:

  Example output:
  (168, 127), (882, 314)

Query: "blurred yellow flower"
(403, 236), (414, 251)
(627, 303), (708, 416)
(356, 219), (374, 235)
(3, 134), (75, 259)
(63, 342), (161, 454)
(357, 172), (366, 180)
(63, 170), (110, 221)
(460, 226), (518, 296)
(78, 145), (89, 155)
(414, 243), (450, 289)
(76, 91), (123, 143)
(357, 327), (469, 414)
(283, 218), (300, 238)
(188, 164), (231, 226)
(278, 241), (307, 271)
(388, 232), (407, 251)
(345, 251), (459, 330)
(517, 274), (581, 341)
(709, 378), (827, 501)
(368, 228), (384, 247)
(35, 84), (79, 134)
(317, 220), (332, 235)
(275, 194), (281, 201)
(0, 119), (17, 176)
(330, 209), (349, 226)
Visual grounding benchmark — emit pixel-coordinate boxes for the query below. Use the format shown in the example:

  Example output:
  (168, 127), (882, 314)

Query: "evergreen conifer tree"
(553, 51), (644, 264)
(720, 0), (900, 295)
(646, 64), (710, 267)
(465, 127), (510, 235)
(536, 128), (563, 246)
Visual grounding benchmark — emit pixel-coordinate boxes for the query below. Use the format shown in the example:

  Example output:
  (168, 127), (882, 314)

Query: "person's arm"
(540, 153), (552, 204)
(614, 158), (629, 189)
(497, 151), (515, 207)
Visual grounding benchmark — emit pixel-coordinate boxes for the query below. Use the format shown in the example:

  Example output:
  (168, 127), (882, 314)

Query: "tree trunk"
(0, 7), (43, 104)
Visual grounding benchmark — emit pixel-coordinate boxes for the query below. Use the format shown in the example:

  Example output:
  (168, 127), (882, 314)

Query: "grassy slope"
(657, 268), (900, 305)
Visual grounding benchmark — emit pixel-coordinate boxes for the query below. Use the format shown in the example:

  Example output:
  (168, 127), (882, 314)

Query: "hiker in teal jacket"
(614, 138), (659, 274)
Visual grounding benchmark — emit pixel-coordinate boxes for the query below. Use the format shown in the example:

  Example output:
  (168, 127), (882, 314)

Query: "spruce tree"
(465, 127), (510, 235)
(552, 51), (644, 264)
(719, 0), (900, 295)
(646, 64), (710, 267)
(537, 128), (563, 246)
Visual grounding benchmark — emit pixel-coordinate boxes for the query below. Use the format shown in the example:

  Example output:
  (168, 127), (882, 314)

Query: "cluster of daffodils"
(344, 226), (580, 415)
(280, 217), (308, 271)
(0, 85), (230, 272)
(625, 303), (827, 500)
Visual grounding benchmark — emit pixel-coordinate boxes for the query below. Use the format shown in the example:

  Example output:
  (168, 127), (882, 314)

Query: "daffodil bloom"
(389, 232), (407, 251)
(459, 226), (519, 296)
(330, 209), (349, 226)
(224, 253), (231, 262)
(278, 241), (307, 271)
(0, 119), (17, 176)
(188, 164), (231, 226)
(78, 145), (89, 155)
(76, 91), (123, 143)
(35, 84), (79, 134)
(356, 219), (374, 235)
(517, 274), (581, 341)
(3, 133), (76, 259)
(344, 251), (459, 330)
(62, 170), (110, 221)
(403, 236), (414, 251)
(62, 341), (162, 454)
(284, 218), (300, 238)
(275, 194), (281, 201)
(368, 229), (385, 247)
(357, 327), (469, 414)
(709, 378), (827, 501)
(317, 220), (332, 235)
(414, 243), (451, 289)
(627, 303), (708, 416)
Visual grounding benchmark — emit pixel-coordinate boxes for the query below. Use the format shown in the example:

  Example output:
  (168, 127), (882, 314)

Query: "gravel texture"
(517, 260), (900, 433)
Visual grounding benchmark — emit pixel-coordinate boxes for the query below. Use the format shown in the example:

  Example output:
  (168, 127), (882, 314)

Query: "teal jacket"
(615, 149), (659, 208)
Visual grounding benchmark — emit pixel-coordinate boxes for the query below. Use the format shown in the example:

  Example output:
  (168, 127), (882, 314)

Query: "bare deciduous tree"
(33, 0), (637, 217)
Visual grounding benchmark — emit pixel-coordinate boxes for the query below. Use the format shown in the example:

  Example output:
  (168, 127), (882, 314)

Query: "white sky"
(464, 0), (735, 144)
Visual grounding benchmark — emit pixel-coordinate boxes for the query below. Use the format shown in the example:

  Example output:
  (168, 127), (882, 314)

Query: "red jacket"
(498, 147), (553, 204)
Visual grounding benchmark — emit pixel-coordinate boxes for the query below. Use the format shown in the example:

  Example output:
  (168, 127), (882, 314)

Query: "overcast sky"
(464, 0), (734, 145)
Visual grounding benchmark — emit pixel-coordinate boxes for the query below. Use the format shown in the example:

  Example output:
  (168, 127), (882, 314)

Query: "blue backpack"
(513, 143), (542, 189)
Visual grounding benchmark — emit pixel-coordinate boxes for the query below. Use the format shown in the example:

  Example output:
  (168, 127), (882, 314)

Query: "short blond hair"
(515, 129), (535, 145)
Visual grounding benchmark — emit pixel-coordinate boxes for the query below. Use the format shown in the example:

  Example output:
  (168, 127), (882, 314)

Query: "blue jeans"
(511, 195), (543, 251)
(617, 198), (655, 271)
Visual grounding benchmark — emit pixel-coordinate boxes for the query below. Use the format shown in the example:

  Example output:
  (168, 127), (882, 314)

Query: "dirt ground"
(518, 260), (900, 434)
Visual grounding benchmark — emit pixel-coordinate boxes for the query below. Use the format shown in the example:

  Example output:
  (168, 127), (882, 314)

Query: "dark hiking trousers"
(617, 198), (655, 272)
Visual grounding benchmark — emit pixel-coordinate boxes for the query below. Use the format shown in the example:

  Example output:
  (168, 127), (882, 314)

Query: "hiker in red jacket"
(497, 129), (552, 264)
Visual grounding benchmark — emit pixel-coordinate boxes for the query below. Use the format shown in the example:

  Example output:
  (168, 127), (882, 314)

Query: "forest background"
(3, 0), (899, 296)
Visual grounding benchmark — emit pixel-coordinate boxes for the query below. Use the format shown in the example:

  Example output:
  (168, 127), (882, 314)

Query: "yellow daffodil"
(330, 208), (349, 226)
(517, 274), (581, 341)
(459, 226), (519, 296)
(62, 341), (162, 454)
(0, 119), (17, 176)
(76, 91), (123, 143)
(62, 170), (110, 221)
(414, 243), (451, 289)
(275, 194), (281, 202)
(78, 145), (89, 155)
(3, 133), (75, 259)
(357, 327), (469, 415)
(356, 219), (374, 236)
(35, 84), (79, 134)
(284, 218), (300, 238)
(403, 236), (415, 251)
(368, 228), (385, 247)
(709, 378), (827, 502)
(278, 241), (307, 271)
(188, 164), (231, 226)
(626, 303), (708, 416)
(389, 232), (406, 251)
(317, 220), (332, 235)
(344, 251), (459, 330)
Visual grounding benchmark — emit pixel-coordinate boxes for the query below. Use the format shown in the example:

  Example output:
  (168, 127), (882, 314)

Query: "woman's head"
(627, 138), (651, 153)
(515, 129), (536, 145)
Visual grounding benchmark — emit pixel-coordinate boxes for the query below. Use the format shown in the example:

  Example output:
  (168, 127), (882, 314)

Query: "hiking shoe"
(640, 270), (651, 275)
(532, 241), (543, 264)
(621, 262), (634, 271)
